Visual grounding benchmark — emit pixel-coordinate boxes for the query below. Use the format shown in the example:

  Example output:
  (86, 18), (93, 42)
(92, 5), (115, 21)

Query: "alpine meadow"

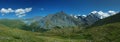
(0, 0), (120, 42)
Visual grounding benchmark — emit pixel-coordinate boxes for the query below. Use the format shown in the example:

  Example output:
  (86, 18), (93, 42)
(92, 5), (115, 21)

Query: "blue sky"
(0, 0), (120, 18)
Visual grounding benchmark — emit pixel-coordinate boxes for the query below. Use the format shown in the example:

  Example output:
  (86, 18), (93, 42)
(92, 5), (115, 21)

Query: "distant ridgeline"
(23, 11), (85, 29)
(0, 19), (25, 28)
(23, 11), (119, 29)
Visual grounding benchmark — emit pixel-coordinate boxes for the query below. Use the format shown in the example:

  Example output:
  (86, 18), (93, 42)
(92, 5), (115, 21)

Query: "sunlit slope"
(0, 24), (87, 42)
(0, 24), (44, 42)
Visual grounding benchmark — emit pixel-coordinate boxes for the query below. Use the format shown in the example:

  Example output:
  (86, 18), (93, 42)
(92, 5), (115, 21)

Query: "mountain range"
(84, 12), (120, 42)
(0, 11), (119, 42)
(23, 11), (118, 29)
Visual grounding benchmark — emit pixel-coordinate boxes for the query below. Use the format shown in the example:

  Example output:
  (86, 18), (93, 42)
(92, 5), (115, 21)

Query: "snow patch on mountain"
(72, 10), (118, 19)
(91, 11), (118, 19)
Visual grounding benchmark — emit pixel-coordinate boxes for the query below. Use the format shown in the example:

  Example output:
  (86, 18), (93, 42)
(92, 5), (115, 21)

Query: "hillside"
(83, 13), (120, 42)
(0, 23), (90, 42)
(0, 24), (45, 42)
(0, 19), (25, 28)
(85, 22), (120, 42)
(0, 19), (88, 42)
(41, 12), (120, 42)
(92, 12), (120, 26)
(0, 12), (119, 42)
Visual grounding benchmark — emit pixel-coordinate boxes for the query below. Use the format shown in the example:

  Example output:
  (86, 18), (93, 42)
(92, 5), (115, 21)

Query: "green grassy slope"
(84, 13), (120, 42)
(0, 24), (45, 42)
(0, 13), (119, 42)
(43, 23), (120, 42)
(0, 24), (89, 42)
(0, 19), (25, 28)
(45, 13), (120, 42)
(0, 19), (87, 42)
(85, 22), (120, 42)
(41, 13), (120, 42)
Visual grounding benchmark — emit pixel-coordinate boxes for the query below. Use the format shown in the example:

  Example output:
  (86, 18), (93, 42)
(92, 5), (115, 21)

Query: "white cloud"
(0, 8), (32, 17)
(18, 14), (26, 18)
(0, 8), (14, 16)
(0, 8), (9, 14)
(15, 9), (26, 14)
(15, 8), (32, 17)
(8, 8), (14, 12)
(25, 8), (32, 12)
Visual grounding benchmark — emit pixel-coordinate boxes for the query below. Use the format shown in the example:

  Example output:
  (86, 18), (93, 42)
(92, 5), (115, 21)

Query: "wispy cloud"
(15, 8), (32, 17)
(0, 8), (32, 17)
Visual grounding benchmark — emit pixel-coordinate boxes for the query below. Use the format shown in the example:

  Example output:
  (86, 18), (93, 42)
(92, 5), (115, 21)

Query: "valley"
(0, 12), (119, 42)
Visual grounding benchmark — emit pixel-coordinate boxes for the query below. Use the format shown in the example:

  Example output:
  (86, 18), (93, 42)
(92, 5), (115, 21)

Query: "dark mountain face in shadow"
(76, 13), (100, 26)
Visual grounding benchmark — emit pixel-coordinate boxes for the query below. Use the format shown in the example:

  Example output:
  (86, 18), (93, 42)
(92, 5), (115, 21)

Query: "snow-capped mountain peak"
(90, 11), (118, 19)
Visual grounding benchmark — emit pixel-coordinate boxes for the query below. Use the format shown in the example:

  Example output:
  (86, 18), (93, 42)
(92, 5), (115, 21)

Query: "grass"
(84, 22), (120, 42)
(44, 27), (84, 39)
(0, 24), (44, 42)
(0, 19), (25, 29)
(0, 24), (90, 42)
(0, 13), (119, 42)
(42, 22), (120, 42)
(0, 19), (89, 42)
(0, 22), (119, 42)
